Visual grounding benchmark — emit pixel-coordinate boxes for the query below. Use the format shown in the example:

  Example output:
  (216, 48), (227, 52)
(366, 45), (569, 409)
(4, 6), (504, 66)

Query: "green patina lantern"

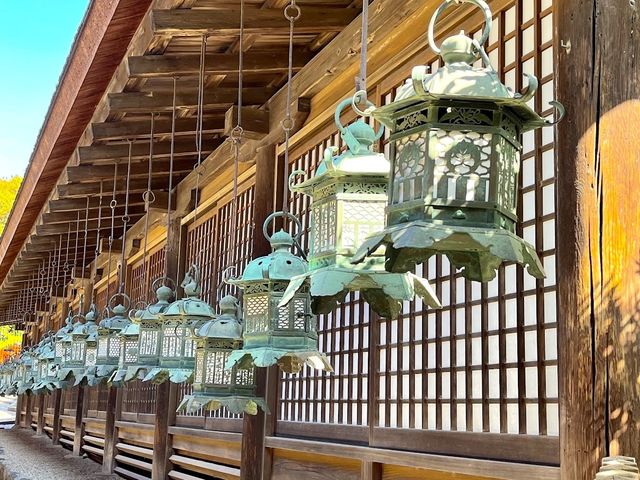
(71, 307), (100, 387)
(94, 296), (131, 383)
(111, 284), (174, 385)
(0, 361), (16, 396)
(4, 359), (19, 396)
(352, 0), (563, 282)
(32, 333), (61, 394)
(178, 295), (266, 415)
(143, 267), (214, 384)
(53, 311), (74, 379)
(281, 97), (441, 319)
(58, 311), (98, 386)
(15, 349), (36, 395)
(226, 213), (332, 374)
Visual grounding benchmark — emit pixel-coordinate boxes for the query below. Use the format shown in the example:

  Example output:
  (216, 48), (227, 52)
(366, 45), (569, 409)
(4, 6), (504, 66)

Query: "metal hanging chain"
(192, 35), (208, 235)
(106, 163), (119, 302)
(91, 182), (104, 306)
(81, 196), (90, 285)
(226, 0), (246, 278)
(142, 113), (156, 301)
(72, 211), (81, 284)
(163, 77), (178, 281)
(281, 0), (301, 215)
(55, 233), (62, 296)
(118, 142), (133, 295)
(354, 0), (369, 107)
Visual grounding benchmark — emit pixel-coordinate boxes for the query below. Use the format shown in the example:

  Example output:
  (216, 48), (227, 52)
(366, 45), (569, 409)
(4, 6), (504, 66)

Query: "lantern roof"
(119, 322), (140, 337)
(371, 25), (562, 132)
(99, 303), (131, 331)
(163, 267), (216, 320)
(230, 229), (307, 283)
(139, 285), (174, 322)
(196, 295), (242, 340)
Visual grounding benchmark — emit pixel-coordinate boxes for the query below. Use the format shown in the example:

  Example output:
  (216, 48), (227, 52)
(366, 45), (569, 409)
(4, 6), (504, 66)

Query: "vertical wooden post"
(73, 386), (86, 455)
(51, 389), (62, 444)
(151, 215), (182, 480)
(241, 144), (278, 480)
(151, 382), (178, 480)
(14, 394), (22, 427)
(24, 393), (32, 429)
(36, 394), (45, 434)
(102, 386), (122, 473)
(556, 1), (640, 478)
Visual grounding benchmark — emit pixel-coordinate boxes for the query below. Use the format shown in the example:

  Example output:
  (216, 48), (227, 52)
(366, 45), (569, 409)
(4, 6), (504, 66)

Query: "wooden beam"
(102, 387), (122, 474)
(42, 206), (146, 225)
(73, 386), (86, 455)
(150, 8), (357, 36)
(52, 389), (62, 445)
(108, 88), (275, 114)
(127, 50), (310, 78)
(36, 217), (143, 236)
(78, 138), (220, 164)
(91, 116), (224, 142)
(66, 160), (196, 183)
(224, 106), (269, 141)
(556, 0), (640, 478)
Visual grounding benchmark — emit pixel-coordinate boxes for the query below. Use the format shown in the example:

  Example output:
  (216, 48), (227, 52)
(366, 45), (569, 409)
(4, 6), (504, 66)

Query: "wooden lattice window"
(275, 0), (557, 460)
(128, 244), (166, 306)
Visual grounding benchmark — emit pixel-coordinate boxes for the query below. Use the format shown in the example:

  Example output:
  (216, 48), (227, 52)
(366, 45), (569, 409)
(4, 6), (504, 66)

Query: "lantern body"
(32, 336), (60, 394)
(351, 15), (561, 282)
(16, 353), (35, 395)
(227, 228), (332, 374)
(143, 273), (215, 384)
(281, 99), (441, 318)
(178, 295), (266, 415)
(94, 304), (131, 383)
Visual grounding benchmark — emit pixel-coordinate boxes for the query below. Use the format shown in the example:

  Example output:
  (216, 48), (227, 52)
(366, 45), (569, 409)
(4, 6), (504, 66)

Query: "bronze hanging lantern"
(281, 97), (441, 319)
(351, 0), (563, 282)
(143, 267), (215, 384)
(226, 213), (332, 374)
(15, 349), (36, 395)
(72, 306), (100, 387)
(58, 311), (98, 387)
(94, 295), (131, 383)
(178, 295), (267, 415)
(110, 283), (174, 385)
(32, 333), (60, 394)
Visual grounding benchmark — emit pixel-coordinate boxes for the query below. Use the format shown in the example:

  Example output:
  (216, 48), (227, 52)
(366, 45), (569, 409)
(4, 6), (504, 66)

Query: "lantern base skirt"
(226, 348), (333, 374)
(32, 381), (60, 395)
(351, 221), (545, 282)
(16, 383), (35, 395)
(92, 365), (119, 385)
(110, 366), (149, 385)
(73, 368), (97, 387)
(280, 267), (441, 319)
(177, 394), (268, 415)
(142, 367), (193, 385)
(57, 368), (85, 387)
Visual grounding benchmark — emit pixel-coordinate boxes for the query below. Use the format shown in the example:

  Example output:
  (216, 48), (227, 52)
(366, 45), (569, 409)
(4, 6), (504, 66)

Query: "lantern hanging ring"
(151, 276), (176, 293)
(262, 211), (302, 243)
(428, 0), (492, 56)
(337, 97), (383, 140)
(351, 90), (377, 118)
(71, 313), (86, 324)
(288, 169), (308, 190)
(284, 2), (301, 21)
(108, 292), (131, 312)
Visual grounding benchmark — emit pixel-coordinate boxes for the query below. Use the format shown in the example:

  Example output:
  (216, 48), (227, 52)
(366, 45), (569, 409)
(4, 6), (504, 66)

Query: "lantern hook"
(151, 276), (177, 294)
(288, 169), (308, 192)
(428, 0), (492, 58)
(262, 211), (302, 244)
(336, 96), (383, 140)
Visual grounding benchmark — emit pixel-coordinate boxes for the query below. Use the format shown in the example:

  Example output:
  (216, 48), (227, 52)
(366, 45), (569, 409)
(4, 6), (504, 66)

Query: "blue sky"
(0, 1), (90, 179)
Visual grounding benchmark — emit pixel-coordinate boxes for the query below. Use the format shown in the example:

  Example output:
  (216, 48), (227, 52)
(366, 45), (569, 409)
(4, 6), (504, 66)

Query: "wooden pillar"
(241, 144), (279, 480)
(151, 216), (181, 480)
(51, 389), (62, 444)
(556, 1), (640, 478)
(14, 394), (22, 427)
(151, 382), (178, 480)
(36, 394), (45, 434)
(73, 386), (86, 455)
(102, 386), (122, 473)
(24, 394), (33, 429)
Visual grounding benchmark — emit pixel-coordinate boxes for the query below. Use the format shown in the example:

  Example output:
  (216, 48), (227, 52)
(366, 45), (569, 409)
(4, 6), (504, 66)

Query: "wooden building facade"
(2, 0), (639, 479)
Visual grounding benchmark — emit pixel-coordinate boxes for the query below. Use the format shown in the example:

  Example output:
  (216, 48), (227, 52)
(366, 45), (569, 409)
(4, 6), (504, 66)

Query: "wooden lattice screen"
(275, 0), (558, 460)
(179, 185), (256, 420)
(128, 245), (167, 307)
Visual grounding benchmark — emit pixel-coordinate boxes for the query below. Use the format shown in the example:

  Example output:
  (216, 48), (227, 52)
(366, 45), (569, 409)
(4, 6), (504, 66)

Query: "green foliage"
(0, 176), (22, 235)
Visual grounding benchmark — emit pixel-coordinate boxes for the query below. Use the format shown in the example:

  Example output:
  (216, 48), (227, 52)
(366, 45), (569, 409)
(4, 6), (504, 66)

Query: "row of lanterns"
(0, 0), (561, 416)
